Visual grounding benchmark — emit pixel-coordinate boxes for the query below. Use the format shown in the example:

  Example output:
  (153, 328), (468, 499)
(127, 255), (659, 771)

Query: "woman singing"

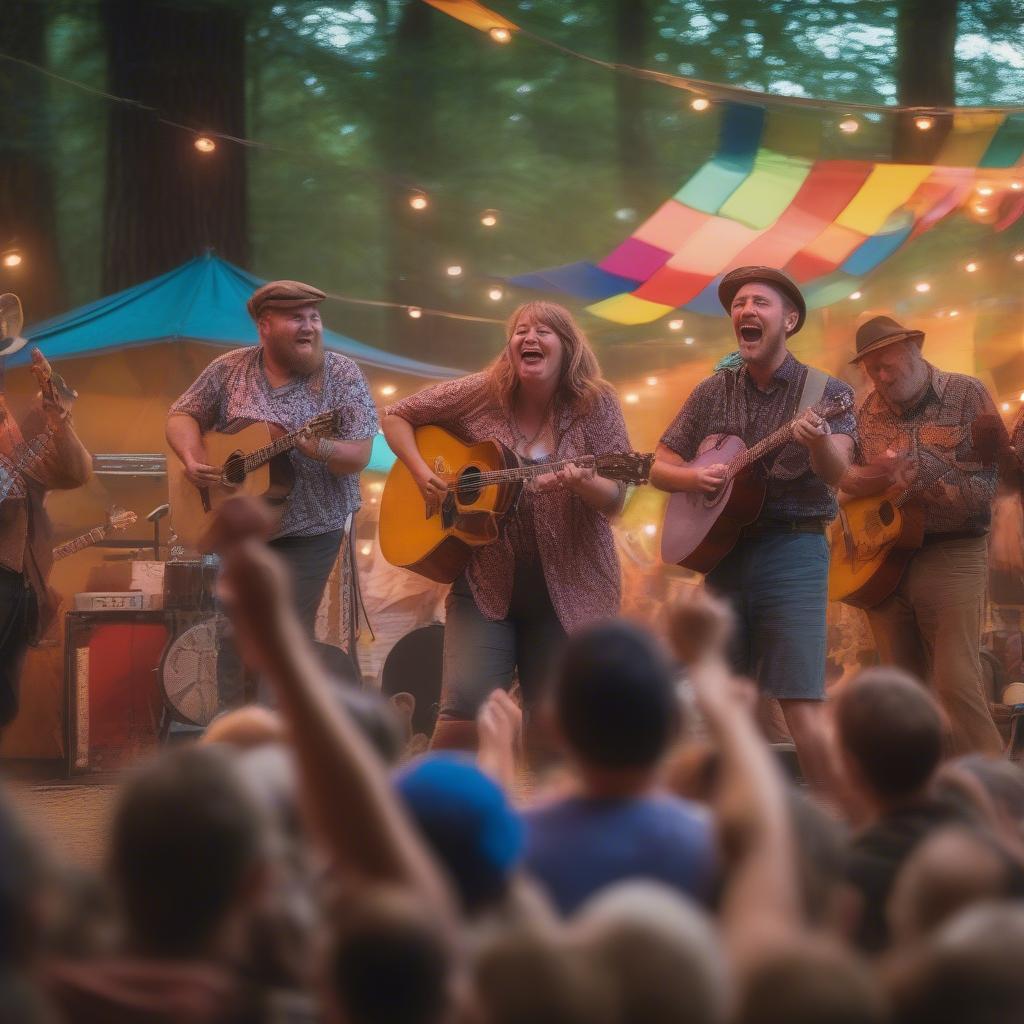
(382, 301), (630, 750)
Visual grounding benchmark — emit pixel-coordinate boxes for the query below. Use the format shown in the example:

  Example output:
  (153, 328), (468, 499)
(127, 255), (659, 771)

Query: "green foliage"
(21, 0), (1024, 372)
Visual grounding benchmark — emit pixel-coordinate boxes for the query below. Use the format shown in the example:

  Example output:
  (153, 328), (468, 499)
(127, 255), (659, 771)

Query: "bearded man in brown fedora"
(652, 266), (857, 796)
(840, 314), (1005, 755)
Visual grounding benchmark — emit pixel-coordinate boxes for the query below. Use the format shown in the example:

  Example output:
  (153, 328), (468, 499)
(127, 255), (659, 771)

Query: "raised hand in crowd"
(204, 496), (456, 928)
(476, 689), (523, 793)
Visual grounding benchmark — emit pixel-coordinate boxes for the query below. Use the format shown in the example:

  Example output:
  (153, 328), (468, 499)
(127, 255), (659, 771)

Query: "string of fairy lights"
(3, 15), (1024, 410)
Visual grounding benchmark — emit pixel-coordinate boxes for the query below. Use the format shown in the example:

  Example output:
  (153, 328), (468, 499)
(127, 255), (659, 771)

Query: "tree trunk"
(374, 0), (440, 351)
(0, 1), (65, 321)
(101, 0), (248, 292)
(615, 0), (656, 217)
(894, 0), (958, 161)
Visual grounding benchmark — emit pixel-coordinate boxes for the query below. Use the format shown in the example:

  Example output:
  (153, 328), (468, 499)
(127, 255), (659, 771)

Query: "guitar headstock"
(305, 410), (343, 438)
(106, 507), (137, 532)
(814, 393), (854, 421)
(594, 451), (655, 485)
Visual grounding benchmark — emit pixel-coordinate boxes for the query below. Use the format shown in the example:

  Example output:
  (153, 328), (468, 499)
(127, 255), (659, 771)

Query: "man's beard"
(283, 337), (324, 376)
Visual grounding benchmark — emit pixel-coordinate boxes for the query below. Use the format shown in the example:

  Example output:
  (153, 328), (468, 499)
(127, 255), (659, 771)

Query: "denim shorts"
(705, 531), (829, 701)
(439, 566), (566, 720)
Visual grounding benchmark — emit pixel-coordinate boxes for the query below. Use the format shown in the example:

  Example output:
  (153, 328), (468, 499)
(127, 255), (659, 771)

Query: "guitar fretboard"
(446, 456), (594, 491)
(240, 413), (336, 473)
(54, 527), (105, 561)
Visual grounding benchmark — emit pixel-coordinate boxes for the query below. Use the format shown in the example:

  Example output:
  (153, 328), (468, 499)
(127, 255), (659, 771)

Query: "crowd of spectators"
(3, 495), (1024, 1024)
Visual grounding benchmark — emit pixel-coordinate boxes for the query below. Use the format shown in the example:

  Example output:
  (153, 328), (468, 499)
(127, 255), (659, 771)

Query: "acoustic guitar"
(379, 424), (654, 582)
(167, 411), (341, 548)
(660, 395), (853, 573)
(827, 491), (923, 608)
(53, 508), (138, 561)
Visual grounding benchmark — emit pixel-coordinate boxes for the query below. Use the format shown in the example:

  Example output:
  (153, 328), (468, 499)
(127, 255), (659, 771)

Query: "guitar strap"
(798, 365), (829, 413)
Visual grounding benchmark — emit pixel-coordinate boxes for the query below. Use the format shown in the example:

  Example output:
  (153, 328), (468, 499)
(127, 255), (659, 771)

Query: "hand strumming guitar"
(182, 449), (224, 489)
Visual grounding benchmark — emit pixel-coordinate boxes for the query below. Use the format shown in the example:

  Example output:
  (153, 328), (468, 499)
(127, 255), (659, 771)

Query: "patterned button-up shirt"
(856, 364), (999, 534)
(386, 372), (630, 634)
(1012, 406), (1024, 473)
(170, 347), (378, 538)
(660, 352), (857, 521)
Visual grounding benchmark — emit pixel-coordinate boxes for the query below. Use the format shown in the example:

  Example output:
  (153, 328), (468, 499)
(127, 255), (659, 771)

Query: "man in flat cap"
(839, 314), (1005, 754)
(167, 280), (378, 705)
(651, 266), (856, 795)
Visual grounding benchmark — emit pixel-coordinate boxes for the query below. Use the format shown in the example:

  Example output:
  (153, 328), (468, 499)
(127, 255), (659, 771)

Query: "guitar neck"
(728, 421), (794, 478)
(54, 526), (105, 561)
(452, 456), (588, 490)
(243, 426), (308, 472)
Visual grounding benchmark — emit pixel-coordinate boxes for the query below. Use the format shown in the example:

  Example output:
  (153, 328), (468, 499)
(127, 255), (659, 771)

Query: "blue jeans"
(440, 565), (566, 720)
(706, 532), (829, 701)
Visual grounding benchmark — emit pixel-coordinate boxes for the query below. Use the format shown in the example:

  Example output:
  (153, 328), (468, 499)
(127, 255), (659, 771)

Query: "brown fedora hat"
(717, 265), (806, 334)
(850, 315), (924, 363)
(247, 280), (326, 320)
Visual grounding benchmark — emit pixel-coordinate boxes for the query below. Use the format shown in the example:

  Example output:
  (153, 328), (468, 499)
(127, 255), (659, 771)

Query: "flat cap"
(717, 265), (806, 335)
(247, 280), (326, 320)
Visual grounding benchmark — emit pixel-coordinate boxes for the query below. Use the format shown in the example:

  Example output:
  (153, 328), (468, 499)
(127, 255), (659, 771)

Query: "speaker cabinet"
(64, 611), (169, 775)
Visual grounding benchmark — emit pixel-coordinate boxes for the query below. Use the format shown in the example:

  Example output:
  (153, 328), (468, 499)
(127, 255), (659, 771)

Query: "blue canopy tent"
(12, 251), (461, 380)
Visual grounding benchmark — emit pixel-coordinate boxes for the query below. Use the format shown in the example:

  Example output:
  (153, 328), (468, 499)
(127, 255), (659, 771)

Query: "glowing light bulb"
(487, 286), (504, 301)
(977, 186), (994, 197)
(643, 523), (657, 537)
(838, 118), (859, 134)
(668, 318), (684, 331)
(645, 376), (658, 387)
(684, 337), (695, 346)
(914, 116), (934, 131)
(194, 135), (216, 153)
(914, 282), (931, 293)
(369, 481), (383, 493)
(408, 192), (428, 211)
(2, 252), (22, 268)
(446, 265), (463, 277)
(489, 27), (512, 44)
(690, 97), (710, 112)
(975, 204), (990, 215)
(480, 210), (498, 227)
(624, 393), (640, 404)
(1013, 182), (1023, 191)
(407, 307), (422, 319)
(360, 543), (372, 556)
(965, 261), (979, 273)
(849, 291), (862, 300)
(380, 384), (397, 397)
(1019, 391), (1024, 402)
(1002, 402), (1011, 412)
(948, 309), (959, 318)
(1014, 253), (1024, 264)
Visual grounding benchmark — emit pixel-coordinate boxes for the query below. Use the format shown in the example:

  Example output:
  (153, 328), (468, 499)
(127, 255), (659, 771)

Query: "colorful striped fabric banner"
(510, 102), (1024, 324)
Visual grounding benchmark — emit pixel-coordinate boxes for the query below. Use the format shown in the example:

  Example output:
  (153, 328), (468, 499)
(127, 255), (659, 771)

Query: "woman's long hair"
(486, 300), (613, 415)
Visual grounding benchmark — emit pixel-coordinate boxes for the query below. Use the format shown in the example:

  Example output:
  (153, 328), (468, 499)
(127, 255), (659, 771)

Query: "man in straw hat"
(839, 313), (1005, 755)
(0, 295), (92, 732)
(651, 267), (857, 795)
(167, 280), (378, 705)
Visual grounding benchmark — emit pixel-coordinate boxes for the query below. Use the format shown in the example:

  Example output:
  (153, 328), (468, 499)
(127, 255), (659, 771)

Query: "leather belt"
(921, 529), (987, 545)
(740, 517), (827, 539)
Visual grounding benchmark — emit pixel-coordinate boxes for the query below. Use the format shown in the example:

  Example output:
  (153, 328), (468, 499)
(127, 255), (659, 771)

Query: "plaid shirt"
(660, 352), (857, 521)
(856, 364), (999, 535)
(170, 348), (378, 538)
(386, 373), (630, 634)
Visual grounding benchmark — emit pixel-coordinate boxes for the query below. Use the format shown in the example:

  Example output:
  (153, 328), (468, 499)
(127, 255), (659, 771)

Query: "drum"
(163, 556), (218, 611)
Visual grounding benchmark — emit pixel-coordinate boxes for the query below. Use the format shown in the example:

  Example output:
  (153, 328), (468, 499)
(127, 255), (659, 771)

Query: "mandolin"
(379, 424), (653, 582)
(660, 394), (853, 573)
(167, 410), (342, 548)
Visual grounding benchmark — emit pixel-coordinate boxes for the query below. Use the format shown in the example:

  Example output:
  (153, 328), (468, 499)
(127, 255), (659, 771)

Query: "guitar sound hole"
(456, 466), (483, 505)
(222, 453), (246, 486)
(878, 501), (894, 527)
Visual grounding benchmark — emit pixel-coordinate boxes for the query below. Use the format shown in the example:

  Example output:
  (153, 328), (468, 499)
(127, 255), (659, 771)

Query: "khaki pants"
(866, 536), (1002, 756)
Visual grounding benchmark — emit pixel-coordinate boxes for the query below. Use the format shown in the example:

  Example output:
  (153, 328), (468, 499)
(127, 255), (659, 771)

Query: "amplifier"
(64, 611), (169, 774)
